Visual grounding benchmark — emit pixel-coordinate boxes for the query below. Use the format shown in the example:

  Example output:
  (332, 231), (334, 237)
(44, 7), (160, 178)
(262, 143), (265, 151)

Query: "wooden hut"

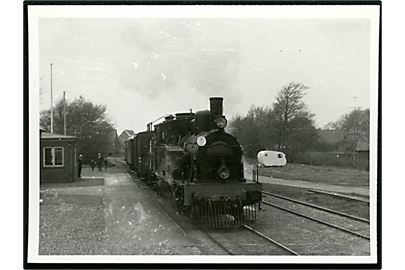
(40, 130), (78, 183)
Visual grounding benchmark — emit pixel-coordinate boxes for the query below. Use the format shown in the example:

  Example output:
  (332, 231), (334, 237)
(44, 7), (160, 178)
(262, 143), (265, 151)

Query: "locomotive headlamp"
(217, 164), (230, 180)
(196, 136), (207, 146)
(214, 116), (227, 129)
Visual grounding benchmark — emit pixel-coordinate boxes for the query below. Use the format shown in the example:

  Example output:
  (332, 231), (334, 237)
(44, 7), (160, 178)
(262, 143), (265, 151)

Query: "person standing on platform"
(78, 154), (83, 178)
(90, 159), (95, 171)
(97, 153), (103, 171)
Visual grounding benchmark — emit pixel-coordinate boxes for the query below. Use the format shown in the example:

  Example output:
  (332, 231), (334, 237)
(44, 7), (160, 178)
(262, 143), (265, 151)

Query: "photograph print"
(25, 2), (381, 268)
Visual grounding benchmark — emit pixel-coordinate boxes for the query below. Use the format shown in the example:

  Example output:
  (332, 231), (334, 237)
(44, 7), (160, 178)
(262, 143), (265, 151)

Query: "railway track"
(134, 166), (367, 255)
(201, 224), (300, 256)
(262, 192), (370, 240)
(148, 178), (296, 255)
(307, 189), (370, 203)
(243, 225), (300, 255)
(262, 191), (369, 223)
(201, 229), (235, 255)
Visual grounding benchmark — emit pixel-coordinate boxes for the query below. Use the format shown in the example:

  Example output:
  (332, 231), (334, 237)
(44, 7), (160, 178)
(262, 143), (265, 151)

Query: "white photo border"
(25, 2), (381, 266)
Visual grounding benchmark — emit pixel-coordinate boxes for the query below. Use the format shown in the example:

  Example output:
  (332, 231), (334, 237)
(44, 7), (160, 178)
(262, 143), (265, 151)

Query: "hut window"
(43, 147), (64, 167)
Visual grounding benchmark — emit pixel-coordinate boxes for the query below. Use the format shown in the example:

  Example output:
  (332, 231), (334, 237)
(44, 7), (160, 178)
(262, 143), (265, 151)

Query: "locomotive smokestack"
(209, 97), (223, 120)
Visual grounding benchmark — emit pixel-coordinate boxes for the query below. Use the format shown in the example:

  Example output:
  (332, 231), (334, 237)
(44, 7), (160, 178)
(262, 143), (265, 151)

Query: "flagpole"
(50, 63), (54, 134)
(63, 91), (66, 135)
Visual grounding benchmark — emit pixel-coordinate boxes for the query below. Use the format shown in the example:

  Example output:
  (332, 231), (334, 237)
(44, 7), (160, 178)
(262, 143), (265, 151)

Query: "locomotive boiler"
(127, 97), (262, 227)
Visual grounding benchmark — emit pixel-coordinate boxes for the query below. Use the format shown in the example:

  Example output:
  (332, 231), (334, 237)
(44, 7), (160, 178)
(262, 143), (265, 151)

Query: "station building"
(40, 130), (79, 183)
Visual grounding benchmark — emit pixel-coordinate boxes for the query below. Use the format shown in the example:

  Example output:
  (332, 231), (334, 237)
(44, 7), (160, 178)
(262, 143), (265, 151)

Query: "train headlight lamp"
(217, 165), (230, 180)
(197, 136), (207, 146)
(214, 116), (227, 129)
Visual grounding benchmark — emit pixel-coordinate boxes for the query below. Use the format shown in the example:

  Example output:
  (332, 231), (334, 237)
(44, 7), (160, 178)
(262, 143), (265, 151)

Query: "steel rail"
(307, 189), (370, 203)
(243, 225), (300, 256)
(262, 191), (370, 223)
(262, 201), (370, 240)
(202, 230), (234, 255)
(154, 185), (233, 255)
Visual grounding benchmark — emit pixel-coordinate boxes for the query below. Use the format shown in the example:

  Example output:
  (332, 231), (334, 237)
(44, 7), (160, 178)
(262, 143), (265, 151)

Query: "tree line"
(39, 86), (369, 166)
(229, 82), (370, 163)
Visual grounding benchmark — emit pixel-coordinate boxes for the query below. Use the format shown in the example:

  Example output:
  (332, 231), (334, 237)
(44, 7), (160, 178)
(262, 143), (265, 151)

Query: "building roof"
(41, 131), (77, 140)
(126, 135), (136, 141)
(119, 129), (136, 142)
(123, 129), (135, 136)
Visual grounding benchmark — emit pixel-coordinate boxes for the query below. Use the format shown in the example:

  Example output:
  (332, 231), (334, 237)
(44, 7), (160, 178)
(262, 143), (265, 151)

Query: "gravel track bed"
(263, 195), (370, 238)
(262, 183), (370, 220)
(252, 204), (370, 255)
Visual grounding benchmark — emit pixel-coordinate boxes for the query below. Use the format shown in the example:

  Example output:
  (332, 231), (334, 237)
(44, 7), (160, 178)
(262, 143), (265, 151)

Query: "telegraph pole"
(63, 91), (67, 135)
(352, 96), (359, 162)
(50, 63), (54, 134)
(353, 96), (358, 111)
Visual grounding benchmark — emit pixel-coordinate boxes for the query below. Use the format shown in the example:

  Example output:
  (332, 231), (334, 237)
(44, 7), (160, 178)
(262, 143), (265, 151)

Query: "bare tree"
(273, 82), (309, 150)
(331, 108), (370, 142)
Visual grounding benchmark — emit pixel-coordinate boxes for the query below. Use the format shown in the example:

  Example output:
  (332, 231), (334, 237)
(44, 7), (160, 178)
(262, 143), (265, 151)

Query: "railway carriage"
(124, 136), (135, 165)
(135, 131), (155, 179)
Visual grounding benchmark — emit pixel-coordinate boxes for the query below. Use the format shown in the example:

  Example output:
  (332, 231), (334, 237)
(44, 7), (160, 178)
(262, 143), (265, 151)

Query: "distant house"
(334, 136), (369, 163)
(355, 139), (369, 161)
(118, 129), (135, 156)
(40, 130), (78, 183)
(318, 129), (369, 159)
(119, 129), (135, 143)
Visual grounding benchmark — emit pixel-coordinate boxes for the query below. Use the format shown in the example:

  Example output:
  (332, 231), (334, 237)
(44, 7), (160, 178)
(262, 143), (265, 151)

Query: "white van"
(257, 150), (287, 167)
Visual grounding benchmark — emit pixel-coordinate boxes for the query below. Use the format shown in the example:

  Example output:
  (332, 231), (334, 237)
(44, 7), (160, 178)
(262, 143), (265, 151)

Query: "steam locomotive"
(124, 97), (262, 227)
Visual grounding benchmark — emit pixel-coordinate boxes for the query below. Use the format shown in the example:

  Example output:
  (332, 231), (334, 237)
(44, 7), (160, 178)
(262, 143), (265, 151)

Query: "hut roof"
(41, 131), (77, 140)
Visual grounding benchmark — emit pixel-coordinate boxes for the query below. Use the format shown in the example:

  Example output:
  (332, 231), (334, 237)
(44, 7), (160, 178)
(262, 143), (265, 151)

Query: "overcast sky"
(38, 18), (370, 133)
